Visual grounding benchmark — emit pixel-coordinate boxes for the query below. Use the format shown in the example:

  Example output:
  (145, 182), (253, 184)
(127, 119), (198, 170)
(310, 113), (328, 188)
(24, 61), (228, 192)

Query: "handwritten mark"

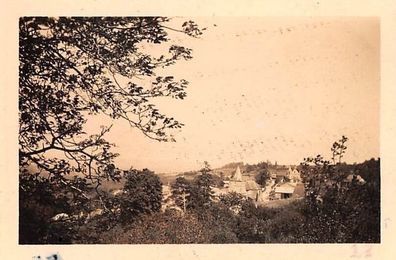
(33, 253), (61, 260)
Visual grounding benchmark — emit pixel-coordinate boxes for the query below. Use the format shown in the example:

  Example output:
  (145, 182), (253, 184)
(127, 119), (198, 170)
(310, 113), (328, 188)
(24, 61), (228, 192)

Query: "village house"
(224, 166), (264, 201)
(274, 182), (295, 199)
(215, 164), (305, 201)
(162, 164), (305, 211)
(288, 166), (302, 183)
(227, 166), (247, 194)
(245, 180), (261, 201)
(273, 182), (305, 199)
(269, 165), (304, 200)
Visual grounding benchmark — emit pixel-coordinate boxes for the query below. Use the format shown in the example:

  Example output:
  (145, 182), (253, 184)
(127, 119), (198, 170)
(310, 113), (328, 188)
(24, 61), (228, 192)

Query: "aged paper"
(1, 0), (396, 259)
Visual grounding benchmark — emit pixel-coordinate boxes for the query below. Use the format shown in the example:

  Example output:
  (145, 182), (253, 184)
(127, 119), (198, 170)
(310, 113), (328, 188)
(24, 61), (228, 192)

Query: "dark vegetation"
(20, 154), (380, 244)
(19, 17), (380, 244)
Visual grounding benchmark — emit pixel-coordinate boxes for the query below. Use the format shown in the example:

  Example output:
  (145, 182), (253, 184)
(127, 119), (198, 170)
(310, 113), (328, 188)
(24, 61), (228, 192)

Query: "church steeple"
(232, 166), (243, 181)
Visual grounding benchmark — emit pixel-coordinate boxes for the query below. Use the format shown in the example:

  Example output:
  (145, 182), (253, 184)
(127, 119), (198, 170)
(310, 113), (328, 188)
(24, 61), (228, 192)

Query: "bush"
(99, 210), (211, 243)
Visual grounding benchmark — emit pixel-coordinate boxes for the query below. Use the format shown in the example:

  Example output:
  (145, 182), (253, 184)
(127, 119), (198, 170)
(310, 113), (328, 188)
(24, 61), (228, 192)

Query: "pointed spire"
(232, 166), (243, 181)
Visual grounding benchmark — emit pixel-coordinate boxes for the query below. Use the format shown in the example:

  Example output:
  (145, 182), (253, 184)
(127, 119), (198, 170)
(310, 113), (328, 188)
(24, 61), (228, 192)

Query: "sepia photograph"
(18, 16), (380, 244)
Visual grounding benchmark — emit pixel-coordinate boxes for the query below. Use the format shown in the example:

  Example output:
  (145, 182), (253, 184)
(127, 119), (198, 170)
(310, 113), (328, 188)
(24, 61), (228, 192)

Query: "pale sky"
(87, 17), (380, 173)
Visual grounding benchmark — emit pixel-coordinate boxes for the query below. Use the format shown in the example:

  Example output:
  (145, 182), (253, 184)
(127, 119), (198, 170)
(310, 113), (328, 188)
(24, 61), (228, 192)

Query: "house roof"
(268, 167), (289, 177)
(245, 180), (260, 191)
(292, 183), (305, 197)
(275, 183), (295, 194)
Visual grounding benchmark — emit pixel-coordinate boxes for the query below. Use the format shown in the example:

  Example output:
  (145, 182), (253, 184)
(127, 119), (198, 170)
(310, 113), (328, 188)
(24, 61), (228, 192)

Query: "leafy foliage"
(170, 176), (191, 212)
(19, 16), (202, 193)
(193, 203), (239, 243)
(299, 136), (380, 242)
(99, 210), (211, 244)
(20, 134), (380, 244)
(19, 17), (203, 243)
(120, 169), (163, 222)
(19, 172), (81, 244)
(18, 17), (380, 245)
(235, 200), (304, 243)
(255, 168), (269, 186)
(219, 192), (245, 208)
(187, 161), (216, 209)
(300, 136), (350, 204)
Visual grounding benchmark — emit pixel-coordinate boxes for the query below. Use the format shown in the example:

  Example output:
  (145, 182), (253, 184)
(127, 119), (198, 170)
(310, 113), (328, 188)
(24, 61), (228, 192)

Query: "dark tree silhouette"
(19, 17), (202, 195)
(120, 169), (163, 222)
(299, 136), (380, 242)
(300, 136), (349, 204)
(18, 17), (203, 243)
(255, 166), (269, 186)
(171, 176), (191, 212)
(187, 161), (215, 209)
